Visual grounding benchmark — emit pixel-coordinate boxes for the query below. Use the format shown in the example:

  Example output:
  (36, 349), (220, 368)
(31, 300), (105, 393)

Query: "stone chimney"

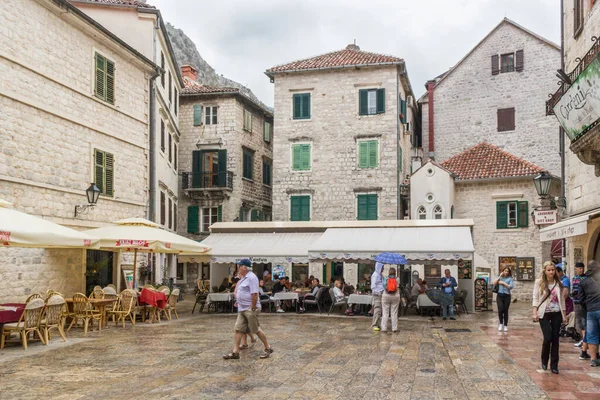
(181, 65), (197, 81)
(346, 43), (360, 51)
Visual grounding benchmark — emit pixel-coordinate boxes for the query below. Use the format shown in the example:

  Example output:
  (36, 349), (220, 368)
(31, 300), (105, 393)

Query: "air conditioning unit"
(407, 95), (414, 108)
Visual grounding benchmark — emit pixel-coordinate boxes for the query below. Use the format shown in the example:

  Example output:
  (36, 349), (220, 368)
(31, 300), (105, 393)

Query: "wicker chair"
(106, 284), (117, 291)
(25, 293), (43, 303)
(157, 285), (169, 293)
(108, 289), (137, 327)
(67, 293), (101, 336)
(1, 298), (46, 350)
(164, 288), (180, 320)
(41, 295), (67, 344)
(90, 288), (105, 299)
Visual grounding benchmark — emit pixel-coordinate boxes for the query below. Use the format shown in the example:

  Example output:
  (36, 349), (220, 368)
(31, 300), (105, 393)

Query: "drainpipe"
(559, 0), (567, 267)
(397, 69), (402, 220)
(150, 15), (161, 283)
(426, 81), (435, 159)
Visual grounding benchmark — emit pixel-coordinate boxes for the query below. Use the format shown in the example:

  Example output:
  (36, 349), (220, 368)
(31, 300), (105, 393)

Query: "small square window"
(500, 53), (514, 73)
(205, 106), (218, 125)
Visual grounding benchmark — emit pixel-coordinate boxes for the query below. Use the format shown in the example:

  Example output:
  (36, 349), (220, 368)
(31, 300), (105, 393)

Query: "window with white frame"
(417, 206), (427, 220)
(433, 205), (443, 219)
(201, 207), (219, 232)
(205, 106), (218, 125)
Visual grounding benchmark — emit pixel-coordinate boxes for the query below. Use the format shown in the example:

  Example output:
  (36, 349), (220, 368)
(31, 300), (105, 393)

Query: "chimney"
(426, 80), (436, 158)
(346, 43), (360, 51)
(181, 65), (197, 81)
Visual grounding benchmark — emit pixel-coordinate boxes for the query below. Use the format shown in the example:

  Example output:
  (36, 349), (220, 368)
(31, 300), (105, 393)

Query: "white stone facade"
(410, 162), (455, 220)
(271, 66), (415, 221)
(0, 0), (154, 302)
(420, 20), (561, 176)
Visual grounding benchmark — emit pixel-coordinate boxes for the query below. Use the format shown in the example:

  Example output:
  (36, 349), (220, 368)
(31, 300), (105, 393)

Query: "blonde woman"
(532, 261), (566, 374)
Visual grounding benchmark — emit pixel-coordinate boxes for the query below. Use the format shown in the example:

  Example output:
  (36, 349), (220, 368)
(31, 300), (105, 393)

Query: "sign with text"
(540, 220), (588, 241)
(533, 209), (558, 225)
(553, 57), (600, 141)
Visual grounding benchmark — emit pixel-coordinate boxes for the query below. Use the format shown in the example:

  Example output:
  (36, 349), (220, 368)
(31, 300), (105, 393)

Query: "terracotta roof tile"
(181, 76), (239, 95)
(266, 45), (403, 75)
(440, 143), (545, 180)
(71, 0), (156, 9)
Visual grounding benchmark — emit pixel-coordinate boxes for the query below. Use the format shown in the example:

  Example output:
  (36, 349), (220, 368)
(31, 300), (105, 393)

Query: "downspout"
(426, 81), (435, 159)
(559, 0), (567, 267)
(396, 68), (402, 220)
(149, 15), (160, 283)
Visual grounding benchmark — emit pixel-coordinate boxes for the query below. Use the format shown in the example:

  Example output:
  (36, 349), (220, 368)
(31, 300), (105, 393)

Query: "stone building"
(418, 18), (561, 176)
(0, 0), (156, 302)
(541, 1), (600, 274)
(72, 0), (184, 282)
(413, 143), (560, 300)
(176, 65), (273, 289)
(264, 44), (418, 284)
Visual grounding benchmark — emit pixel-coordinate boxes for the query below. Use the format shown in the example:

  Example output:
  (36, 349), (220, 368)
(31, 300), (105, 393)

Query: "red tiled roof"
(181, 77), (239, 95)
(71, 0), (156, 9)
(266, 45), (403, 75)
(440, 143), (545, 180)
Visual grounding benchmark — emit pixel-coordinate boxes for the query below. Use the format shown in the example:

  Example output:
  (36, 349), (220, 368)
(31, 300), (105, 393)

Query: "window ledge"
(292, 118), (312, 122)
(289, 136), (313, 143)
(491, 193), (524, 199)
(291, 169), (312, 173)
(242, 177), (254, 183)
(354, 133), (382, 141)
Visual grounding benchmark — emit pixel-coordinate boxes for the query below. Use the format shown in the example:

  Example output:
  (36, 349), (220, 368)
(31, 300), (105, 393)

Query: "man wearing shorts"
(572, 263), (587, 353)
(579, 260), (600, 367)
(223, 259), (273, 360)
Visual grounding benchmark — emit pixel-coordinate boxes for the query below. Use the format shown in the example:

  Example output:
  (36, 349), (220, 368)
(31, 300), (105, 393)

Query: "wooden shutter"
(106, 60), (115, 104)
(168, 198), (173, 229)
(300, 196), (310, 221)
(95, 53), (105, 100)
(496, 202), (508, 229)
(160, 52), (165, 87)
(251, 209), (259, 221)
(368, 141), (378, 168)
(302, 94), (310, 119)
(400, 100), (407, 123)
(174, 143), (178, 171)
(105, 152), (114, 197)
(376, 88), (385, 114)
(497, 108), (515, 131)
(174, 90), (178, 115)
(160, 192), (166, 225)
(192, 150), (203, 188)
(187, 206), (199, 233)
(217, 149), (227, 186)
(94, 149), (104, 194)
(518, 201), (529, 228)
(193, 105), (202, 126)
(367, 194), (378, 220)
(173, 207), (177, 231)
(293, 94), (301, 119)
(574, 0), (583, 37)
(160, 120), (165, 151)
(290, 197), (300, 221)
(491, 54), (499, 75)
(239, 207), (245, 222)
(292, 144), (301, 170)
(359, 90), (368, 115)
(168, 133), (172, 163)
(300, 144), (311, 170)
(168, 72), (172, 103)
(515, 50), (524, 72)
(217, 205), (223, 222)
(357, 195), (368, 220)
(358, 142), (368, 168)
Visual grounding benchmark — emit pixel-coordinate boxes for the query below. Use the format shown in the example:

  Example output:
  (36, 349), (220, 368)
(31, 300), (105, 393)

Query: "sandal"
(259, 347), (274, 359)
(250, 336), (257, 344)
(223, 352), (239, 360)
(240, 344), (249, 349)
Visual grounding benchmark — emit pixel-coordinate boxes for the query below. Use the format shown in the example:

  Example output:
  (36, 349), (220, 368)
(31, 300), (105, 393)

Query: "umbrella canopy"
(0, 199), (98, 249)
(373, 252), (408, 265)
(84, 218), (211, 254)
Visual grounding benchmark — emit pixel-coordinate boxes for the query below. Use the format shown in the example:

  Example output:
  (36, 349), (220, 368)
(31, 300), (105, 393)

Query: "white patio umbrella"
(84, 218), (210, 287)
(0, 199), (98, 249)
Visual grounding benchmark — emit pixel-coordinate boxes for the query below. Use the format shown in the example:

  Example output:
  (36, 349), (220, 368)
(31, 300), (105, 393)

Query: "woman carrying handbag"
(493, 267), (514, 332)
(532, 261), (566, 374)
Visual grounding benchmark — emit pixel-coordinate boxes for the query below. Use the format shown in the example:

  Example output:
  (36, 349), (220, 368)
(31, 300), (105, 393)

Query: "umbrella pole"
(133, 249), (138, 289)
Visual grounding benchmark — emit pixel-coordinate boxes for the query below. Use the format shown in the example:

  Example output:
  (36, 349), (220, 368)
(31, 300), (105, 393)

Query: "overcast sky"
(152, 0), (560, 107)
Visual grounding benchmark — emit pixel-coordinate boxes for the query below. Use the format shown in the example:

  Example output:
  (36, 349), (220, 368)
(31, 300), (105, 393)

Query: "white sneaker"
(574, 340), (583, 347)
(503, 326), (508, 332)
(276, 309), (285, 313)
(498, 324), (503, 331)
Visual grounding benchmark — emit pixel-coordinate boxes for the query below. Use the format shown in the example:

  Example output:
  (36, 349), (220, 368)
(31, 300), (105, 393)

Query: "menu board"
(458, 259), (472, 279)
(122, 268), (134, 290)
(516, 257), (535, 281)
(498, 256), (517, 276)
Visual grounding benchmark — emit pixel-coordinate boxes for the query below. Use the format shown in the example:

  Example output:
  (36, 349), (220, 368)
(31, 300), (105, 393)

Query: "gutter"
(396, 69), (402, 220)
(265, 61), (405, 80)
(148, 66), (161, 222)
(453, 174), (559, 184)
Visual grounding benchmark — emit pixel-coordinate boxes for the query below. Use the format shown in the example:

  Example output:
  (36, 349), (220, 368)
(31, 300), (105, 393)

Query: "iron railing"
(181, 171), (233, 190)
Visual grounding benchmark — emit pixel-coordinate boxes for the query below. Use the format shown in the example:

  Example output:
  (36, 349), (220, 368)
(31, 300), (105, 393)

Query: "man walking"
(572, 262), (587, 351)
(223, 259), (273, 360)
(579, 260), (600, 367)
(371, 262), (384, 331)
(438, 269), (458, 320)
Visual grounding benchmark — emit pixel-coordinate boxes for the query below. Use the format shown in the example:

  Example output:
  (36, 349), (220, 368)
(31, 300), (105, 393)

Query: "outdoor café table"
(0, 304), (26, 328)
(416, 293), (439, 316)
(273, 292), (300, 312)
(206, 293), (233, 313)
(64, 298), (117, 331)
(139, 288), (168, 322)
(347, 294), (373, 315)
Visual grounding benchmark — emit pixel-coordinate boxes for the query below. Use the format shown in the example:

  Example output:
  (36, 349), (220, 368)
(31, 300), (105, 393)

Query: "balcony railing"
(547, 36), (600, 116)
(181, 171), (233, 190)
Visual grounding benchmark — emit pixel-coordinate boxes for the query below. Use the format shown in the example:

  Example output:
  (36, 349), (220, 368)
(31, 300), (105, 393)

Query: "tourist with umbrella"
(371, 252), (408, 332)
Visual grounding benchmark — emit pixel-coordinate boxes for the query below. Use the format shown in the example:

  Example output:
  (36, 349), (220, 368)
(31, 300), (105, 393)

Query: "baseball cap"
(575, 262), (585, 269)
(236, 259), (252, 267)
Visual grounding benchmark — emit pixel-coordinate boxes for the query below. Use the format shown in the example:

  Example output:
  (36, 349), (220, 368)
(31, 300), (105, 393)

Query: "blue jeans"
(587, 310), (600, 345)
(442, 294), (454, 318)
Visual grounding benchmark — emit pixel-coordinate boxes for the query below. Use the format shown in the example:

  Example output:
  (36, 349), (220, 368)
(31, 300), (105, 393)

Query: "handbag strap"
(537, 282), (557, 309)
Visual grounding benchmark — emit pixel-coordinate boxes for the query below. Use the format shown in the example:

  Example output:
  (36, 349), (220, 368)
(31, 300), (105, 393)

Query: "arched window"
(417, 206), (427, 220)
(433, 205), (443, 219)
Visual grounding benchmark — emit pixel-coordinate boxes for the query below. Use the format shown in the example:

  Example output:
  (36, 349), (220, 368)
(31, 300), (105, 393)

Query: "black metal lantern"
(75, 183), (101, 217)
(533, 172), (552, 199)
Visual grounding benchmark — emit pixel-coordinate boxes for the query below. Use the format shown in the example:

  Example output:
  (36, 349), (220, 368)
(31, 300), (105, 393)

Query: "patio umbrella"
(84, 218), (210, 287)
(373, 252), (408, 265)
(0, 199), (98, 249)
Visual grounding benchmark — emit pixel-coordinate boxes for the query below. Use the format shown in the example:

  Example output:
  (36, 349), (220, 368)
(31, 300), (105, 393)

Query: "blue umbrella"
(373, 252), (407, 265)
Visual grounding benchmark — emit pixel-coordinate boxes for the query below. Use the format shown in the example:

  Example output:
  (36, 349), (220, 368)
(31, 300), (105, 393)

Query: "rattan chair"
(1, 298), (46, 350)
(107, 289), (137, 327)
(106, 284), (117, 291)
(157, 285), (169, 293)
(164, 288), (180, 320)
(25, 293), (43, 303)
(90, 288), (105, 299)
(143, 284), (154, 289)
(41, 294), (67, 344)
(67, 293), (101, 336)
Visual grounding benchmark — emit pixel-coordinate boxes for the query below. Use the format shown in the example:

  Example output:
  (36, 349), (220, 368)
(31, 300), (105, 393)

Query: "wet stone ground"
(0, 298), (599, 399)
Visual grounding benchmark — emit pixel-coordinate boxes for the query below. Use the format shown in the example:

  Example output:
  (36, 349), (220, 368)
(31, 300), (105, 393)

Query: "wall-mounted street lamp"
(533, 171), (552, 199)
(74, 183), (101, 217)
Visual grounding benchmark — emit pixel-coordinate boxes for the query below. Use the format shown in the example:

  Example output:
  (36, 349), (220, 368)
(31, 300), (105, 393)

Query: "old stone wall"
(271, 66), (414, 221)
(423, 21), (561, 176)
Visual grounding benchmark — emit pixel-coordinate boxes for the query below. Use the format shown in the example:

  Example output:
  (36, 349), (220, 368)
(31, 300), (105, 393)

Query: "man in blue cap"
(223, 259), (273, 360)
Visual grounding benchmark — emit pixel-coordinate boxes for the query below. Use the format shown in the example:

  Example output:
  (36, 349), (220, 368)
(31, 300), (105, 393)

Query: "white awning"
(308, 227), (474, 261)
(197, 232), (324, 264)
(539, 211), (600, 242)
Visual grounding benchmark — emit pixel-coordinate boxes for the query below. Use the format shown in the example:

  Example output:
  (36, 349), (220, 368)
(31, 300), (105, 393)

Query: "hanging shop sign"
(533, 209), (558, 225)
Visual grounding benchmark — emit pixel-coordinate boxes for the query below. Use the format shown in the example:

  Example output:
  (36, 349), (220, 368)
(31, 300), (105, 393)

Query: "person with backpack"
(438, 269), (458, 320)
(381, 267), (400, 332)
(370, 262), (384, 331)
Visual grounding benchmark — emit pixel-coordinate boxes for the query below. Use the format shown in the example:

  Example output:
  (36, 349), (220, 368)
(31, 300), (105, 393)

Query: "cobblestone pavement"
(0, 298), (599, 399)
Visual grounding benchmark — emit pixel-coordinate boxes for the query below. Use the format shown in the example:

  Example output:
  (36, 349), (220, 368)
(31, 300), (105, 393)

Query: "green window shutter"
(398, 146), (403, 174)
(291, 196), (310, 221)
(376, 88), (385, 114)
(192, 150), (203, 188)
(239, 207), (245, 222)
(359, 90), (368, 115)
(367, 194), (378, 220)
(496, 201), (508, 229)
(357, 195), (368, 220)
(187, 206), (199, 233)
(94, 149), (105, 194)
(292, 145), (301, 170)
(293, 94), (301, 119)
(193, 105), (202, 126)
(217, 149), (227, 187)
(300, 144), (311, 170)
(290, 197), (300, 221)
(217, 205), (223, 222)
(105, 152), (114, 196)
(368, 141), (378, 168)
(302, 93), (310, 119)
(95, 53), (106, 100)
(301, 196), (310, 221)
(293, 94), (310, 119)
(518, 201), (529, 228)
(251, 209), (259, 221)
(358, 142), (368, 168)
(400, 100), (407, 123)
(106, 60), (115, 104)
